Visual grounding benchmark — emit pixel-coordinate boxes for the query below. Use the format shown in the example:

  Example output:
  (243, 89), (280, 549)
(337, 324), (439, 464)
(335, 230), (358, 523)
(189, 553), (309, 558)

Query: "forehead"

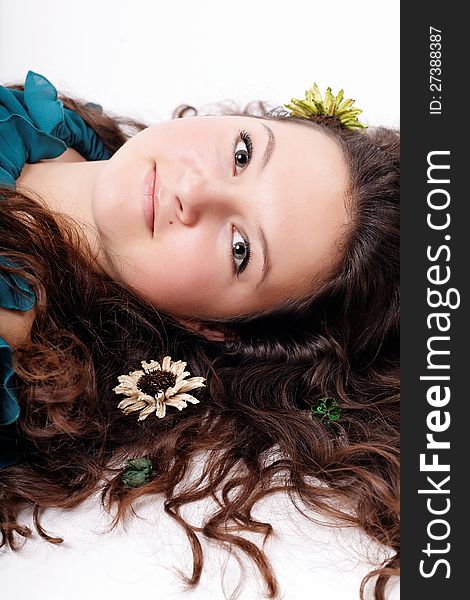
(239, 116), (351, 308)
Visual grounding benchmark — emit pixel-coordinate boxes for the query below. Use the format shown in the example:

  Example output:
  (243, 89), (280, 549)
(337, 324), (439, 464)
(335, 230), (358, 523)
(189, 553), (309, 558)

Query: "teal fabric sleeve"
(0, 337), (22, 468)
(0, 70), (111, 187)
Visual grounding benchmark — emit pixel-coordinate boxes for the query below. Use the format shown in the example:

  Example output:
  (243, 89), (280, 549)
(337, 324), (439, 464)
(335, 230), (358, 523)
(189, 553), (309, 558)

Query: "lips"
(152, 163), (160, 233)
(143, 164), (158, 236)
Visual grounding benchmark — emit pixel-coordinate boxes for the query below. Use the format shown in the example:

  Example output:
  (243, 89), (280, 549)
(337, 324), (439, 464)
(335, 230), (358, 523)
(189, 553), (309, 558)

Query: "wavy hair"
(0, 83), (399, 600)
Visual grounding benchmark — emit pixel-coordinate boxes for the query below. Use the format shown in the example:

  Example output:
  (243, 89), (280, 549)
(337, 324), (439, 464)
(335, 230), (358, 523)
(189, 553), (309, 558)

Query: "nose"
(174, 169), (233, 226)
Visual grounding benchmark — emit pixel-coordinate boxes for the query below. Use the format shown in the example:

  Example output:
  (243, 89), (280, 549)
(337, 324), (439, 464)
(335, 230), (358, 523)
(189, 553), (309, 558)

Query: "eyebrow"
(254, 123), (275, 289)
(255, 225), (271, 290)
(260, 122), (275, 170)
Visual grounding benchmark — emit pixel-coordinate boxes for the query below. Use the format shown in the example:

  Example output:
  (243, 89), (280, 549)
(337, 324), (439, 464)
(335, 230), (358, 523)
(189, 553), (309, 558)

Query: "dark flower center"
(137, 370), (176, 397)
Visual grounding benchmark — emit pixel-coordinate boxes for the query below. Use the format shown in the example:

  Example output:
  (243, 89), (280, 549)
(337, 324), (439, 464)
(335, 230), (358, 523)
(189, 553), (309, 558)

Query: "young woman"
(0, 71), (399, 599)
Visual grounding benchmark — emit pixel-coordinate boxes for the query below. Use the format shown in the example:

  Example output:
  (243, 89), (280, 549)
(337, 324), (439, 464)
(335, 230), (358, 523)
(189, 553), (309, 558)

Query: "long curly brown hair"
(0, 82), (399, 599)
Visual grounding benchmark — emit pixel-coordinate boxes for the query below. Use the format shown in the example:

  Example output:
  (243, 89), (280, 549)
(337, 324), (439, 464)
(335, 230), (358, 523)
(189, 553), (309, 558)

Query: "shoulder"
(0, 305), (35, 348)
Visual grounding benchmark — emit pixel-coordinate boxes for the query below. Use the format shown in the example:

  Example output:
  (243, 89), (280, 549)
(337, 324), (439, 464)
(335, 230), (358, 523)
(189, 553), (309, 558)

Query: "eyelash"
(230, 129), (253, 277)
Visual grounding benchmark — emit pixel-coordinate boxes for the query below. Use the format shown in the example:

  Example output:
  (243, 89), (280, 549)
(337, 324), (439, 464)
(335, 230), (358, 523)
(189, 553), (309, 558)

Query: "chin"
(92, 169), (122, 236)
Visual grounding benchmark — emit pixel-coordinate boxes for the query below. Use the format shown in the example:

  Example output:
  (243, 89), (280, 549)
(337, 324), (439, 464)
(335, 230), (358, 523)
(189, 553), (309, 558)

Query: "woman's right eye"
(231, 225), (252, 277)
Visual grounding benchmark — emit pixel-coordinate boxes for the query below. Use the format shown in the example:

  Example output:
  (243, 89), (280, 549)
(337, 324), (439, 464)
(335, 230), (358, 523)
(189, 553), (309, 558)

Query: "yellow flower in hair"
(284, 82), (367, 130)
(113, 356), (205, 420)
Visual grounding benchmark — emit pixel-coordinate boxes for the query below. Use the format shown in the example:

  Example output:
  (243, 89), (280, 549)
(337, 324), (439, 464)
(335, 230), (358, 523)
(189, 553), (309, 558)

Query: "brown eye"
(234, 145), (249, 168)
(232, 130), (253, 174)
(231, 226), (251, 276)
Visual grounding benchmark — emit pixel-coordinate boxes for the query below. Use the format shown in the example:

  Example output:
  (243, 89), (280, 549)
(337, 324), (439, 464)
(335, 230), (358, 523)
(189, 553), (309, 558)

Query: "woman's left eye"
(232, 129), (253, 174)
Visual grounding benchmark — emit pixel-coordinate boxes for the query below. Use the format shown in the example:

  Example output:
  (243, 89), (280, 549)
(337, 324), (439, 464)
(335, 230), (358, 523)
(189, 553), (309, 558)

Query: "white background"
(1, 481), (399, 599)
(0, 1), (400, 598)
(0, 0), (399, 128)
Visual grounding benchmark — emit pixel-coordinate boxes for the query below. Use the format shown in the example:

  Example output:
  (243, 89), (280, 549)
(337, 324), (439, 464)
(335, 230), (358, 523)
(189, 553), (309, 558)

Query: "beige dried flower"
(113, 356), (205, 421)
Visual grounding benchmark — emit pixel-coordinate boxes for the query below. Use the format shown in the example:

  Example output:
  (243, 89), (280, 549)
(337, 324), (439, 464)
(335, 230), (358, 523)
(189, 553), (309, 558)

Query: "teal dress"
(0, 70), (111, 468)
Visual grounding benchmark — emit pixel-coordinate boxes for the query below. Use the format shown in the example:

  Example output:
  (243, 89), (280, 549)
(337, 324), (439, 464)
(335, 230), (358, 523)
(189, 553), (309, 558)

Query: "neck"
(16, 158), (112, 274)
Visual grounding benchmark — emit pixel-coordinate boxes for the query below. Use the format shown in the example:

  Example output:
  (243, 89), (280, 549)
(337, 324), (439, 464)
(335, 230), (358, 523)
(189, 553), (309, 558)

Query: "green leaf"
(310, 396), (342, 422)
(122, 469), (150, 488)
(121, 457), (153, 488)
(312, 82), (322, 103)
(125, 457), (152, 471)
(333, 89), (344, 111)
(324, 88), (335, 114)
(285, 84), (367, 130)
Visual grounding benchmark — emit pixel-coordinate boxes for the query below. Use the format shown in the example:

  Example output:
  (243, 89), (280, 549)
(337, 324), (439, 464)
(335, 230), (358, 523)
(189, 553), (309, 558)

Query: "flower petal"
(113, 385), (140, 397)
(137, 404), (157, 420)
(136, 392), (156, 404)
(116, 373), (141, 387)
(172, 393), (200, 405)
(177, 377), (206, 393)
(165, 398), (188, 411)
(117, 398), (142, 409)
(118, 400), (148, 412)
(155, 400), (166, 419)
(175, 371), (191, 385)
(164, 386), (178, 399)
(172, 361), (187, 377)
(162, 356), (172, 372)
(142, 360), (161, 372)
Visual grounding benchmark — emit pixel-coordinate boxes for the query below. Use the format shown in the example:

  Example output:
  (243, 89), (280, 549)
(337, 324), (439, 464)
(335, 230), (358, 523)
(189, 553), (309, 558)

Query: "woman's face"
(92, 115), (350, 322)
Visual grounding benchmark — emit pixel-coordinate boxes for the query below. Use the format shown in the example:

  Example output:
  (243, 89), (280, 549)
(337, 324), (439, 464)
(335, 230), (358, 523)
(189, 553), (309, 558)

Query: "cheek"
(127, 233), (227, 310)
(140, 261), (215, 315)
(154, 232), (223, 290)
